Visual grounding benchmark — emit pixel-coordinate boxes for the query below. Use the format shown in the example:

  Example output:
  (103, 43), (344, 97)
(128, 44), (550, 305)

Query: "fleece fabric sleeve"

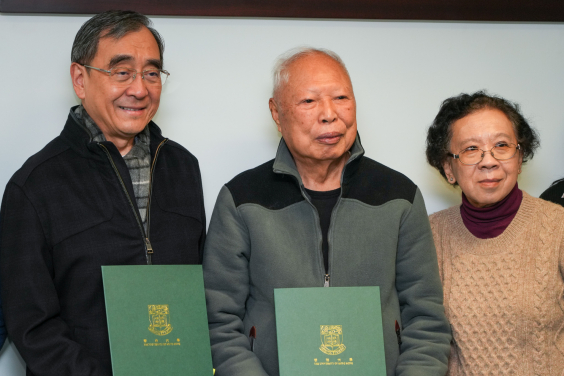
(0, 182), (108, 376)
(394, 188), (451, 376)
(203, 186), (269, 376)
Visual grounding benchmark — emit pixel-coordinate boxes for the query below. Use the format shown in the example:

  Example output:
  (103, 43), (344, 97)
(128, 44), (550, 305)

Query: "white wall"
(0, 13), (563, 374)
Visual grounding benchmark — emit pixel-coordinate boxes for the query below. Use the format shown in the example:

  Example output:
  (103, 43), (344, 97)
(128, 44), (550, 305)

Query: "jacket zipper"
(145, 139), (168, 263)
(324, 274), (330, 287)
(98, 139), (167, 265)
(300, 190), (327, 286)
(274, 149), (358, 288)
(324, 189), (343, 287)
(317, 156), (349, 287)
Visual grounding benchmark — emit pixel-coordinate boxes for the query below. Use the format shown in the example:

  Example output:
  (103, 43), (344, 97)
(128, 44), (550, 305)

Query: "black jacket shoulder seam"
(11, 140), (71, 187)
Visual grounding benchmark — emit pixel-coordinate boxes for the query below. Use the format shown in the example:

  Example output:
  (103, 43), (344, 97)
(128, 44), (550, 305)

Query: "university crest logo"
(319, 325), (346, 355)
(148, 304), (173, 336)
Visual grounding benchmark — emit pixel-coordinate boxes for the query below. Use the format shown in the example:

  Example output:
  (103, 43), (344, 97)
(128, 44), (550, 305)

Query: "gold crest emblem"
(148, 305), (173, 336)
(319, 325), (346, 355)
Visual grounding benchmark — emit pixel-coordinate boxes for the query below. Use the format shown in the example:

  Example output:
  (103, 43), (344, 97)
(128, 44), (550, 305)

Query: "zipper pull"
(145, 238), (153, 265)
(249, 326), (256, 352)
(324, 274), (330, 287)
(395, 320), (402, 346)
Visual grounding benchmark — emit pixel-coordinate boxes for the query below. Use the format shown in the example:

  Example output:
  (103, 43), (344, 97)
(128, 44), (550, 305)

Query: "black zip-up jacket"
(0, 108), (206, 376)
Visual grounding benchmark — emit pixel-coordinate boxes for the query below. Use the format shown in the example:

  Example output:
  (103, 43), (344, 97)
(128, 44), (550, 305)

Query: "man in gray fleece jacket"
(203, 47), (451, 376)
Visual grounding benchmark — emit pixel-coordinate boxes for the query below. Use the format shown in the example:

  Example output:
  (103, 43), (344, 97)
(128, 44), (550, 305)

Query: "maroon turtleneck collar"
(460, 183), (522, 239)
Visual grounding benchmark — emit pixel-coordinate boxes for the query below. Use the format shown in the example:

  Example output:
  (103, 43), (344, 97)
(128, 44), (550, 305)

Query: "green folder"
(274, 286), (386, 376)
(102, 265), (213, 375)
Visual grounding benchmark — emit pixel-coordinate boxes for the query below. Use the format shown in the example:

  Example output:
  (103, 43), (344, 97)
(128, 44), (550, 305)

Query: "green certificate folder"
(102, 265), (213, 375)
(274, 286), (386, 376)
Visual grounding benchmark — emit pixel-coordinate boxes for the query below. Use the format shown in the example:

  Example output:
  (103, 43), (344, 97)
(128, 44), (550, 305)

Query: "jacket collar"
(60, 105), (164, 158)
(272, 133), (365, 187)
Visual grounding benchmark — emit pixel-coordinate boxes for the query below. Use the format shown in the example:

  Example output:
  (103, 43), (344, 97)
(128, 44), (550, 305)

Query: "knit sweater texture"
(429, 192), (564, 376)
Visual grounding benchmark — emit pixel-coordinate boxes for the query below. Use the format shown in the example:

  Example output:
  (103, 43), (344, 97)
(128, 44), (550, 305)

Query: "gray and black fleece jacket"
(203, 135), (451, 376)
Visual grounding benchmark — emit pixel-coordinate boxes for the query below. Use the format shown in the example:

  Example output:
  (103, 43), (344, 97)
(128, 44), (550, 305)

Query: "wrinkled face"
(73, 26), (162, 142)
(443, 108), (523, 208)
(269, 53), (357, 165)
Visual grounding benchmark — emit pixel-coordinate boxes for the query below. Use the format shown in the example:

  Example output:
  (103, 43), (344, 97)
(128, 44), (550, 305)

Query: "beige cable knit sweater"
(429, 192), (564, 376)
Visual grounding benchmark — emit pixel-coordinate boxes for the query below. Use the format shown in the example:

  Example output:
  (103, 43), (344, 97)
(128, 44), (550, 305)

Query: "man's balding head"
(268, 47), (357, 168)
(271, 47), (352, 103)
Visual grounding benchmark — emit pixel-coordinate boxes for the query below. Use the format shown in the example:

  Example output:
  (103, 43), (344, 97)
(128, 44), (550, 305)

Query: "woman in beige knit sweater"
(426, 91), (564, 375)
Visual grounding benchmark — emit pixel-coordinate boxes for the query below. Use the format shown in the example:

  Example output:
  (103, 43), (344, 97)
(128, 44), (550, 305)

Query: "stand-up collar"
(272, 133), (365, 186)
(60, 105), (163, 159)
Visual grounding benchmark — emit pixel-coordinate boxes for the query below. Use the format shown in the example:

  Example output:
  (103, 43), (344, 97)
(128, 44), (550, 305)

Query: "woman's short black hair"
(425, 91), (540, 183)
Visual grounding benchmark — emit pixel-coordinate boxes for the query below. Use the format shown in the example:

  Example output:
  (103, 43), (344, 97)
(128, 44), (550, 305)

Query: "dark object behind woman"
(426, 91), (564, 375)
(540, 178), (564, 207)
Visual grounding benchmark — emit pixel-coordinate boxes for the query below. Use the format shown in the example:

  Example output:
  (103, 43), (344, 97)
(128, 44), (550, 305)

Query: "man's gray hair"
(71, 10), (165, 68)
(272, 47), (350, 98)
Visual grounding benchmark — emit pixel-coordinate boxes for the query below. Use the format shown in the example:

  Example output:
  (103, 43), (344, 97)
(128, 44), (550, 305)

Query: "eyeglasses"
(82, 65), (170, 85)
(449, 143), (521, 165)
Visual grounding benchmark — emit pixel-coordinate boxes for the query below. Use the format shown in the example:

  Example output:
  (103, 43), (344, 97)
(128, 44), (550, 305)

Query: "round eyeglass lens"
(492, 144), (516, 160)
(459, 149), (482, 165)
(143, 70), (162, 84)
(112, 68), (135, 83)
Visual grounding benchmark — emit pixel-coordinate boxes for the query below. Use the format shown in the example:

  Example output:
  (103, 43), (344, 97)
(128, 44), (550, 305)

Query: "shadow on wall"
(420, 164), (461, 215)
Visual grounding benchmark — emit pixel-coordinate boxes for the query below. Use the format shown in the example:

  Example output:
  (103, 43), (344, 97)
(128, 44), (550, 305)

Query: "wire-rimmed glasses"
(82, 65), (170, 86)
(449, 143), (521, 165)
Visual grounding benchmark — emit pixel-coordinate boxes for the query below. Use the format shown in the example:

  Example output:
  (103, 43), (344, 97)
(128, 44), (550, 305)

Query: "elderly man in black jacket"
(0, 11), (205, 376)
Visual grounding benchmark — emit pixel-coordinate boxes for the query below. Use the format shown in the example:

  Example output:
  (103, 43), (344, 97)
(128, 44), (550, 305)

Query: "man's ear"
(70, 63), (87, 100)
(268, 98), (282, 133)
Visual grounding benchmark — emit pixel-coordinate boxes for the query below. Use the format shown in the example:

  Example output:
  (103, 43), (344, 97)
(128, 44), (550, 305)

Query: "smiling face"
(71, 26), (162, 150)
(443, 108), (523, 208)
(269, 53), (357, 165)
